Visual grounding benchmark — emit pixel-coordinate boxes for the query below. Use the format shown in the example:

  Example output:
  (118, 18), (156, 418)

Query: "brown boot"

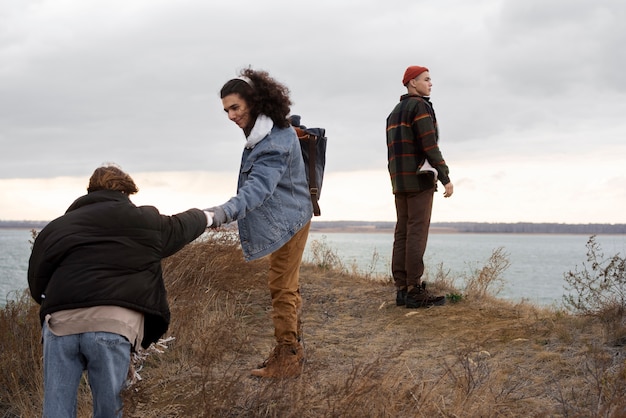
(251, 344), (303, 378)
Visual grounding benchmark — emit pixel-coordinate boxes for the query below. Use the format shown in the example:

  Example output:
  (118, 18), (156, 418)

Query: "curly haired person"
(206, 68), (312, 378)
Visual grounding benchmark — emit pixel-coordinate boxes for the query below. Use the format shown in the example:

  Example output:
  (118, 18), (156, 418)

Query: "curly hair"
(220, 67), (292, 129)
(87, 163), (138, 195)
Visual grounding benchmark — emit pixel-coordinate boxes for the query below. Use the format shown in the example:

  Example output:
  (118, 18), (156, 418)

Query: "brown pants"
(392, 190), (434, 289)
(268, 221), (311, 346)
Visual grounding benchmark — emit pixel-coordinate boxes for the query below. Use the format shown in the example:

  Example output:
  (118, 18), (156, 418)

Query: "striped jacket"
(386, 94), (450, 193)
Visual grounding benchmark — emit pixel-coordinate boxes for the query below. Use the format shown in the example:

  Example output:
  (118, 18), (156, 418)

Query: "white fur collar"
(245, 114), (273, 149)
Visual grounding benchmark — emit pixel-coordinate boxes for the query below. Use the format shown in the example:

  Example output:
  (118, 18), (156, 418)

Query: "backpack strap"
(295, 127), (321, 216)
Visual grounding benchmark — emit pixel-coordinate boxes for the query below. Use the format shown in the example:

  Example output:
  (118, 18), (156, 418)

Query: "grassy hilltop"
(2, 232), (626, 417)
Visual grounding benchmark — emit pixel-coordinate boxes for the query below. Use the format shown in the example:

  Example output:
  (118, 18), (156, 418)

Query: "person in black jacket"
(28, 164), (210, 418)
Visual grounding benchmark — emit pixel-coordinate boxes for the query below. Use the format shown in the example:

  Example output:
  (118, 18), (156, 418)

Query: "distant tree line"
(433, 222), (626, 234)
(0, 220), (49, 229)
(310, 221), (626, 234)
(3, 220), (626, 234)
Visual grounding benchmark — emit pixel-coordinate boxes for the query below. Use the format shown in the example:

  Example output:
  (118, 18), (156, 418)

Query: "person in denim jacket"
(206, 68), (312, 378)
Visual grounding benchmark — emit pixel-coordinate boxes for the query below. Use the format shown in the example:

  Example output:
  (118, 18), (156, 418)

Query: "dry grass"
(3, 231), (626, 417)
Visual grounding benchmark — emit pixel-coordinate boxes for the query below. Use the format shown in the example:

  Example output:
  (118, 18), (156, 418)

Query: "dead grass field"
(2, 233), (626, 417)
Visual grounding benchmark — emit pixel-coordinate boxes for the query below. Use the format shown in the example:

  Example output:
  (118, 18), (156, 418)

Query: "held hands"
(204, 206), (227, 228)
(203, 208), (218, 228)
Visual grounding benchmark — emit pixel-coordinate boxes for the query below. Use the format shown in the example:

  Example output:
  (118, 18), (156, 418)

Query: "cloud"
(486, 0), (626, 95)
(1, 0), (625, 223)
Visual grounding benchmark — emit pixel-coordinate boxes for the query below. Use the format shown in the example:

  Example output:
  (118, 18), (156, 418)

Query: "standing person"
(386, 65), (454, 309)
(206, 68), (313, 379)
(28, 164), (211, 417)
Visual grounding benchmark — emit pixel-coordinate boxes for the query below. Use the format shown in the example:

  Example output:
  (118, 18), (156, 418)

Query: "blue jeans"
(42, 322), (131, 418)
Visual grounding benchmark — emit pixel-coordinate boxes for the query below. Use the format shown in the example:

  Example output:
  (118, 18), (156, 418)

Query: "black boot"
(405, 283), (446, 308)
(396, 288), (407, 306)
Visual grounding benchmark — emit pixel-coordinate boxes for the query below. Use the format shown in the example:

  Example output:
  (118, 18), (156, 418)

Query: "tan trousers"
(268, 221), (311, 346)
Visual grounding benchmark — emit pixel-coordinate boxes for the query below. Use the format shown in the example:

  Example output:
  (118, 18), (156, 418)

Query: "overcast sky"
(1, 0), (625, 224)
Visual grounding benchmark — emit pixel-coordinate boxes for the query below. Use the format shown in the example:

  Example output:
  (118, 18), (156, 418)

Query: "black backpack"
(290, 115), (327, 216)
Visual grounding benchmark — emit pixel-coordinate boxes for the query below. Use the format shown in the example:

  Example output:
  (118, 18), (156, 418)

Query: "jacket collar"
(400, 93), (432, 103)
(66, 190), (130, 213)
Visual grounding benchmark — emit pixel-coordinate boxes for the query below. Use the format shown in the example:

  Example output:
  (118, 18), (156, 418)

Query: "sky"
(1, 0), (625, 224)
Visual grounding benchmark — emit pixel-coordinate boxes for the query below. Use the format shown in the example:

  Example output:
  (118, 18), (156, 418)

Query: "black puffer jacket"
(28, 190), (207, 348)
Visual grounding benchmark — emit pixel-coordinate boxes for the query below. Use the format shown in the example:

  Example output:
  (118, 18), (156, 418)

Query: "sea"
(2, 228), (625, 307)
(304, 231), (626, 307)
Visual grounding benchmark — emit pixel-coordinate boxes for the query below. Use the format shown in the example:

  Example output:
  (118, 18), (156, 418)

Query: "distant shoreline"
(309, 221), (626, 235)
(310, 225), (459, 234)
(308, 227), (621, 235)
(2, 220), (626, 235)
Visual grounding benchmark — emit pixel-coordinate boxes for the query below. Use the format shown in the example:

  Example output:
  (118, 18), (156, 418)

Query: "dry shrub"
(463, 246), (510, 301)
(564, 235), (626, 345)
(0, 231), (47, 417)
(0, 291), (98, 417)
(306, 235), (344, 272)
(0, 291), (43, 417)
(423, 261), (459, 300)
(548, 343), (626, 417)
(307, 237), (389, 282)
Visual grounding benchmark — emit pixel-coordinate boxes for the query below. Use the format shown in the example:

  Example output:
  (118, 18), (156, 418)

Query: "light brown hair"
(87, 164), (138, 195)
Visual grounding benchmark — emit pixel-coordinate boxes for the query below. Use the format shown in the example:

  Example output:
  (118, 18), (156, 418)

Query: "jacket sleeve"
(27, 230), (55, 305)
(159, 208), (207, 257)
(412, 102), (450, 185)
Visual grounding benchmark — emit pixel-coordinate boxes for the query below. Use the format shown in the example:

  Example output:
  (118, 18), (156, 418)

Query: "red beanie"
(402, 66), (429, 85)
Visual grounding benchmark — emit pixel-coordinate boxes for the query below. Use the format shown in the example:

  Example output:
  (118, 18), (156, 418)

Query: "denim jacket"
(221, 125), (313, 261)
